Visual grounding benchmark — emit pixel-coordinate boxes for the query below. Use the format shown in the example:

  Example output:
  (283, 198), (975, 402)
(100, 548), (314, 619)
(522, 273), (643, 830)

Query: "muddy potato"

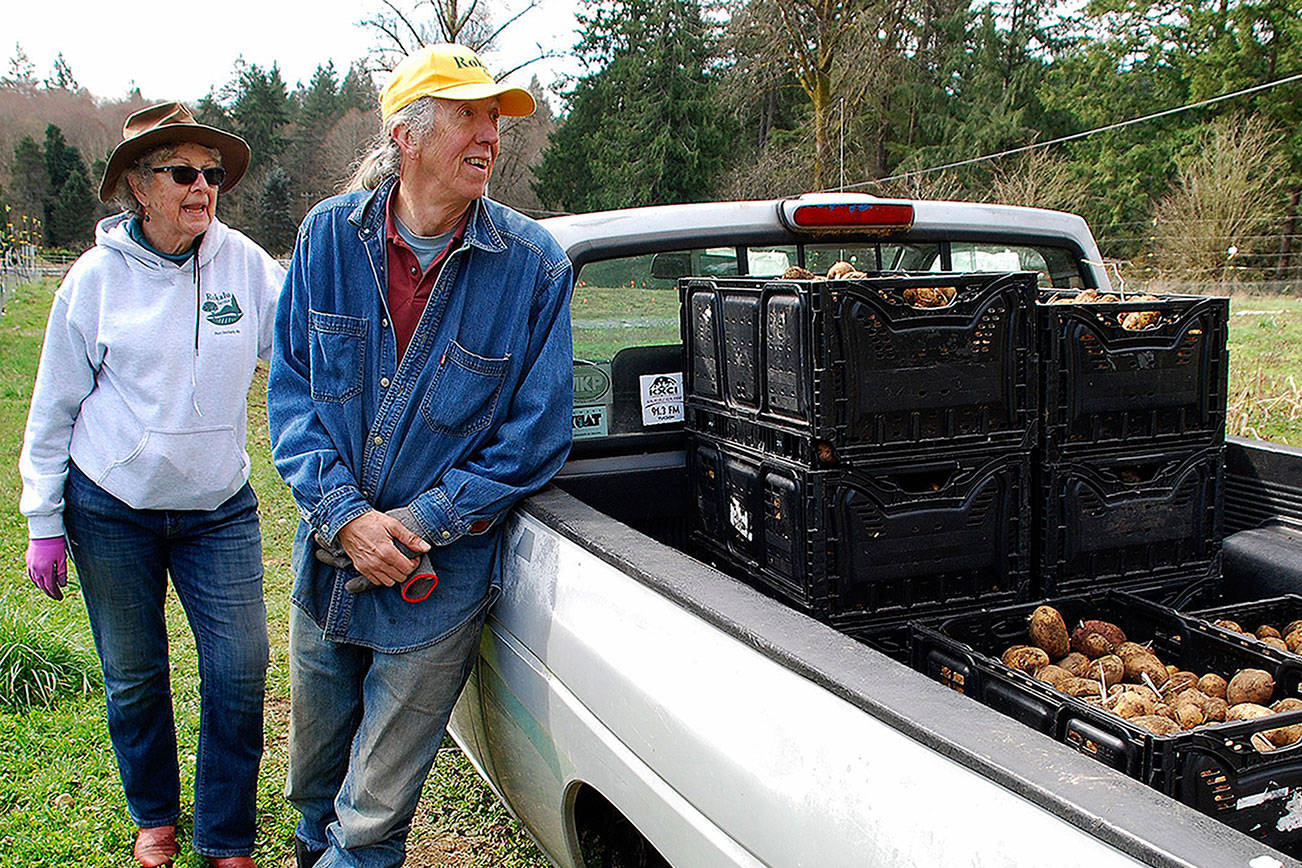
(782, 266), (816, 280)
(1203, 697), (1228, 722)
(1080, 619), (1127, 647)
(1028, 606), (1070, 659)
(1227, 669), (1276, 706)
(1265, 721), (1302, 748)
(1285, 630), (1302, 653)
(1273, 698), (1302, 714)
(1002, 645), (1051, 673)
(1172, 703), (1205, 729)
(1060, 676), (1107, 699)
(825, 261), (855, 279)
(1109, 693), (1150, 719)
(1088, 654), (1124, 686)
(1132, 714), (1182, 735)
(1263, 636), (1289, 652)
(1034, 664), (1073, 688)
(1257, 625), (1283, 640)
(1070, 628), (1114, 659)
(1198, 673), (1228, 700)
(1283, 620), (1302, 636)
(1215, 619), (1245, 634)
(1171, 688), (1209, 713)
(1153, 703), (1174, 720)
(1056, 652), (1091, 677)
(1227, 702), (1274, 722)
(1124, 652), (1168, 687)
(1117, 683), (1159, 705)
(1162, 672), (1200, 697)
(1115, 641), (1152, 660)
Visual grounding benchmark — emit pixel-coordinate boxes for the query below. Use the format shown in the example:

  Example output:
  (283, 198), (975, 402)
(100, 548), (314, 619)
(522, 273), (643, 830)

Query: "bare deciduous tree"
(1149, 115), (1289, 288)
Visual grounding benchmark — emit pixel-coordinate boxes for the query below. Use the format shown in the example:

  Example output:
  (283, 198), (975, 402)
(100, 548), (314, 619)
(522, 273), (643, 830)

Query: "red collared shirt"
(384, 191), (469, 363)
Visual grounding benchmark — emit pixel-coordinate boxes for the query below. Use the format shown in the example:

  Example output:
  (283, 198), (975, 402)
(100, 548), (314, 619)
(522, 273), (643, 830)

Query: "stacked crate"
(1034, 290), (1230, 602)
(681, 271), (1040, 648)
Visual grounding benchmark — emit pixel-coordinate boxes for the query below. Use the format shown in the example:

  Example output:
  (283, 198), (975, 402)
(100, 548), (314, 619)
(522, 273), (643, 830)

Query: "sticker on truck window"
(639, 372), (684, 426)
(572, 405), (609, 438)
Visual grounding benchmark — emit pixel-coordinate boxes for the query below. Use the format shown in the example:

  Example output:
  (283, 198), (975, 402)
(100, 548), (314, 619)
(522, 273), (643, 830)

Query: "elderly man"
(267, 43), (573, 868)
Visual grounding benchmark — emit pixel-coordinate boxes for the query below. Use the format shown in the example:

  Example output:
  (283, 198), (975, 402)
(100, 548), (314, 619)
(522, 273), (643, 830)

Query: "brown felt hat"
(98, 102), (251, 202)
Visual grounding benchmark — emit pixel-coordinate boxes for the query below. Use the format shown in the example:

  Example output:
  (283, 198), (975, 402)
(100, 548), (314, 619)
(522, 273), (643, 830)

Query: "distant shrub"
(0, 602), (100, 711)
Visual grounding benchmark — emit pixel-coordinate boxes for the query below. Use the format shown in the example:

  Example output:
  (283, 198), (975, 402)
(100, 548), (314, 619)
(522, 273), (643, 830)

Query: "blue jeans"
(285, 601), (488, 868)
(63, 463), (268, 858)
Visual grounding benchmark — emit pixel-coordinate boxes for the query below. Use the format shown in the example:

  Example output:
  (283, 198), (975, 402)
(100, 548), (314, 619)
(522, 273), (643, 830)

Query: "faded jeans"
(286, 601), (488, 868)
(63, 462), (268, 858)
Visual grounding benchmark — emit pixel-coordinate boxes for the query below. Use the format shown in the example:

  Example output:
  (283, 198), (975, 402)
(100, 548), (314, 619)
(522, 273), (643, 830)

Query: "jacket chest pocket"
(421, 340), (510, 437)
(308, 310), (367, 403)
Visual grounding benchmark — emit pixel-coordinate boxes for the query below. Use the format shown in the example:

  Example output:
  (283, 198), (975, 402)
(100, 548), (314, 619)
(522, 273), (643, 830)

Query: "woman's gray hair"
(112, 142), (222, 216)
(342, 97), (439, 193)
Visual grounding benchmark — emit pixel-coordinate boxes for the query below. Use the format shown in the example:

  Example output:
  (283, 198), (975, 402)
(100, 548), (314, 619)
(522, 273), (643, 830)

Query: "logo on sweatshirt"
(202, 292), (243, 326)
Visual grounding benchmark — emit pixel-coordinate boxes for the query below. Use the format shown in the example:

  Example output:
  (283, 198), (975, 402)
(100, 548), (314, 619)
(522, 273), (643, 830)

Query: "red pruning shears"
(344, 540), (439, 602)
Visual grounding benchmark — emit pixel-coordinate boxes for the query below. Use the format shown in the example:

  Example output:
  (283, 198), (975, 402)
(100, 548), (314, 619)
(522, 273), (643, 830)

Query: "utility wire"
(845, 70), (1302, 190)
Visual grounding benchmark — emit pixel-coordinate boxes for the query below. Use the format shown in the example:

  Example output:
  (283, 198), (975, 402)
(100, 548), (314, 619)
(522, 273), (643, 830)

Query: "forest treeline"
(2, 0), (1300, 288)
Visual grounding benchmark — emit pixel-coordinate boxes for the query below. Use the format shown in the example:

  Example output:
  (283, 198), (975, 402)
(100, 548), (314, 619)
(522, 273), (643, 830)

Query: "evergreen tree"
(289, 64), (344, 216)
(338, 61), (378, 114)
(2, 42), (37, 93)
(257, 166), (297, 255)
(536, 0), (735, 212)
(44, 124), (86, 192)
(9, 135), (49, 224)
(44, 52), (79, 91)
(230, 63), (291, 165)
(46, 165), (96, 249)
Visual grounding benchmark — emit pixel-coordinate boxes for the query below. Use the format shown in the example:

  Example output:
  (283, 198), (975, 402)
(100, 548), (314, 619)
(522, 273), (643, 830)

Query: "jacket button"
(410, 266), (418, 276)
(441, 530), (451, 539)
(373, 435), (384, 446)
(320, 524), (329, 535)
(381, 318), (389, 327)
(380, 377), (390, 388)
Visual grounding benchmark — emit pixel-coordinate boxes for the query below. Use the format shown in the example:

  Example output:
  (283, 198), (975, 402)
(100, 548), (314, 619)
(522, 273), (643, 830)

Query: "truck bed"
(523, 436), (1302, 866)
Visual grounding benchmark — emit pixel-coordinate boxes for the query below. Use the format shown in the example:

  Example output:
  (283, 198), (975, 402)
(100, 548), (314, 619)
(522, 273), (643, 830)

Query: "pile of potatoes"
(779, 263), (957, 308)
(1045, 288), (1162, 330)
(1211, 616), (1302, 654)
(998, 605), (1302, 748)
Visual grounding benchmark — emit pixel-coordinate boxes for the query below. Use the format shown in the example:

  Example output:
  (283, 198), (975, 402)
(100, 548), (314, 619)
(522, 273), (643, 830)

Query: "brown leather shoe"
(204, 858), (257, 868)
(133, 825), (177, 867)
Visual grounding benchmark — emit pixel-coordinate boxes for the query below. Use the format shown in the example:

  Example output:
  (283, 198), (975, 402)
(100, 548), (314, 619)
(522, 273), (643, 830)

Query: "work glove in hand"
(26, 536), (69, 601)
(335, 507), (437, 595)
(313, 533), (352, 569)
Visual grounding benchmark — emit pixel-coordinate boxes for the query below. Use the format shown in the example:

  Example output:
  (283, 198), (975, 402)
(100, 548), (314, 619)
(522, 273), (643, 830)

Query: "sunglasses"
(149, 165), (227, 187)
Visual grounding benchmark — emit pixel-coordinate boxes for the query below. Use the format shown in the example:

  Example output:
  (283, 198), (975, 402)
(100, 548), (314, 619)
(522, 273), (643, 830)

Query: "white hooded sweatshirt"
(19, 213), (285, 538)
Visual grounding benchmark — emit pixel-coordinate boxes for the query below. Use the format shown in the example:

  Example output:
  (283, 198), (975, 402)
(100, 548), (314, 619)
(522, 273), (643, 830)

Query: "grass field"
(2, 276), (1300, 866)
(0, 278), (547, 867)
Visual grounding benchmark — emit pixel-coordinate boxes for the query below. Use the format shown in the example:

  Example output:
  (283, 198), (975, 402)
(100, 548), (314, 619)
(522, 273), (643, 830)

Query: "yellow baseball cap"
(380, 43), (536, 120)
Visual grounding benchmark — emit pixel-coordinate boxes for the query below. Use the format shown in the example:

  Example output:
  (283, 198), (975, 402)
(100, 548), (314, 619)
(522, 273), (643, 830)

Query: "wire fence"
(0, 243), (40, 312)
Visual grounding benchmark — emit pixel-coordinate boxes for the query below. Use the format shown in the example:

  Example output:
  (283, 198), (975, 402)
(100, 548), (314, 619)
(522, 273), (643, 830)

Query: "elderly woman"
(18, 103), (282, 868)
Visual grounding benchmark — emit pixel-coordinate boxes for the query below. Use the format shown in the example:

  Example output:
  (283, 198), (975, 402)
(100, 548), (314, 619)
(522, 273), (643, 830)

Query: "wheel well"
(570, 784), (672, 868)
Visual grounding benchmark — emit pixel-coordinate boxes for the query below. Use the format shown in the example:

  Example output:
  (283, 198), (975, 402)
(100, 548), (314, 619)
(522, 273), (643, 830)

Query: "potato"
(1033, 664), (1073, 688)
(1002, 645), (1051, 674)
(1283, 620), (1302, 637)
(1227, 669), (1276, 706)
(1131, 714), (1181, 735)
(1165, 664), (1179, 677)
(1162, 671), (1200, 696)
(782, 266), (815, 280)
(1088, 654), (1124, 687)
(1109, 693), (1151, 719)
(1285, 630), (1302, 653)
(1124, 653), (1168, 688)
(1263, 636), (1289, 653)
(1226, 702), (1274, 721)
(826, 261), (856, 279)
(1070, 628), (1114, 659)
(1264, 721), (1302, 748)
(1060, 676), (1107, 699)
(1198, 673), (1228, 700)
(1272, 698), (1302, 714)
(1203, 696), (1228, 722)
(1081, 619), (1127, 647)
(1028, 606), (1070, 659)
(1215, 619), (1246, 634)
(1257, 625), (1283, 640)
(1170, 688), (1209, 713)
(1115, 683), (1159, 705)
(1056, 652), (1091, 677)
(1172, 703), (1205, 729)
(1115, 641), (1152, 660)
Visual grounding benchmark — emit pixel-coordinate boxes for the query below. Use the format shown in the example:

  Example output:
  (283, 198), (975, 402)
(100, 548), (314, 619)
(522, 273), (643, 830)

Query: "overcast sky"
(6, 0), (582, 104)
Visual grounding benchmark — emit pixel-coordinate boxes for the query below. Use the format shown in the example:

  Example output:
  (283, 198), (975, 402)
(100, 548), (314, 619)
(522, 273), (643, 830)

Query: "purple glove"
(26, 536), (69, 601)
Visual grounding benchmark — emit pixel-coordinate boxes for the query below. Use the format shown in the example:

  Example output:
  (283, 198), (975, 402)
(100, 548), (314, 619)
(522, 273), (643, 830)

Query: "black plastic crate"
(911, 590), (1302, 853)
(689, 434), (1032, 625)
(1188, 595), (1302, 656)
(681, 271), (1037, 464)
(1038, 290), (1228, 456)
(1037, 446), (1224, 597)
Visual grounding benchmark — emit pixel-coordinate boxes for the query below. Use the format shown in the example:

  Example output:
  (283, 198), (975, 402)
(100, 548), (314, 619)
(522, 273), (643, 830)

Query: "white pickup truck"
(447, 193), (1302, 867)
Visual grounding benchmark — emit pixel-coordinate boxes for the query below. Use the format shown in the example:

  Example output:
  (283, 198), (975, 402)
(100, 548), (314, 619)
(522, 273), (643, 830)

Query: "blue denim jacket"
(268, 178), (573, 650)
